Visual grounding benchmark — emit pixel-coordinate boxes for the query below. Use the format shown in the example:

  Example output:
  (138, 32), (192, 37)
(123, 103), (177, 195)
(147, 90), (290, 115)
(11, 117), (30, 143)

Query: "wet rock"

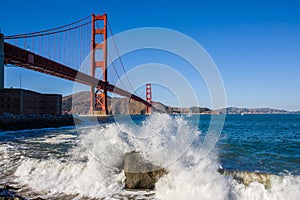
(0, 185), (24, 200)
(0, 197), (23, 200)
(124, 151), (167, 189)
(2, 186), (19, 191)
(218, 168), (272, 188)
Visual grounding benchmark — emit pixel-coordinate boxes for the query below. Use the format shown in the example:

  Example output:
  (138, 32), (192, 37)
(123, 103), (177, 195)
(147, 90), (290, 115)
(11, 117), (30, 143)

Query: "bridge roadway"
(3, 42), (151, 107)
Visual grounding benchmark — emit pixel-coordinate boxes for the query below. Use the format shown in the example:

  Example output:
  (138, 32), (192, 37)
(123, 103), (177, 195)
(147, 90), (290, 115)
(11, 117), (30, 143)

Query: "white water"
(33, 133), (77, 144)
(11, 113), (300, 199)
(155, 156), (300, 200)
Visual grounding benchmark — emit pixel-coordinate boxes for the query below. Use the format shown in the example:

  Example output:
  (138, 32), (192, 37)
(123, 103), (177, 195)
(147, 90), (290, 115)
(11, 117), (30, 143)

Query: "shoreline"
(0, 115), (82, 131)
(1, 113), (299, 131)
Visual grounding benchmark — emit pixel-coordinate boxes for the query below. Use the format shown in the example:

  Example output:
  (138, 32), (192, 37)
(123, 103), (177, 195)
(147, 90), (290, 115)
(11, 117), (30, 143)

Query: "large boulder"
(124, 152), (167, 189)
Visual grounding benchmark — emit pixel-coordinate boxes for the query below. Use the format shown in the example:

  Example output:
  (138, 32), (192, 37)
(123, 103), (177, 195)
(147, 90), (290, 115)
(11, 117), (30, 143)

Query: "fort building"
(0, 88), (62, 115)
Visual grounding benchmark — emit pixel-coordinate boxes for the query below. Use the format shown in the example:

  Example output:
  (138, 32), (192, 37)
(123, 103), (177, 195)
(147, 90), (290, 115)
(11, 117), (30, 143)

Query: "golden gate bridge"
(0, 14), (152, 115)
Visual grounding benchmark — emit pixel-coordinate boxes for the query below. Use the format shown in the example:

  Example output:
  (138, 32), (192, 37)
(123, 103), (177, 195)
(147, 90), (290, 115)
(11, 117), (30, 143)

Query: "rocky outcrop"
(218, 168), (272, 188)
(124, 152), (167, 189)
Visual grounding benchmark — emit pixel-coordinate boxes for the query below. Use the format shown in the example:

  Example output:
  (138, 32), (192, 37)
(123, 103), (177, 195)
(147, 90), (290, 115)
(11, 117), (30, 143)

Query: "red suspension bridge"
(0, 14), (152, 115)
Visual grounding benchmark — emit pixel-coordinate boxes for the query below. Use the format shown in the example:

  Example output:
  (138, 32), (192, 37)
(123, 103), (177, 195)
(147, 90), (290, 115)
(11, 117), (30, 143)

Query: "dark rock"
(0, 185), (24, 200)
(124, 151), (167, 189)
(3, 186), (18, 191)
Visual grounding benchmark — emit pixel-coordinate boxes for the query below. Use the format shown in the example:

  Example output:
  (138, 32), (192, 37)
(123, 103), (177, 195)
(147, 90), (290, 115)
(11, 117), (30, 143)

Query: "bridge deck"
(4, 42), (151, 107)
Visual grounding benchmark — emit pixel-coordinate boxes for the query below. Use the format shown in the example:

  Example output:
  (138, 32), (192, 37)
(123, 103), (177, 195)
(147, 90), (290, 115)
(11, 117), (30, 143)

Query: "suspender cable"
(107, 18), (138, 96)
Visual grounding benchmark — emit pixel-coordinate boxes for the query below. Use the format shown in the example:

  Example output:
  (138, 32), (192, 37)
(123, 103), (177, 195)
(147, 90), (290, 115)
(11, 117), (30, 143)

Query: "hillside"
(220, 107), (300, 114)
(63, 91), (146, 115)
(62, 92), (299, 115)
(62, 91), (212, 115)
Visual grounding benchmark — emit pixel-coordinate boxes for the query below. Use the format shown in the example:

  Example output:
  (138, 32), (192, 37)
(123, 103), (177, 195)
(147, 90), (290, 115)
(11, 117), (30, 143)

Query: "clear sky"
(1, 0), (300, 110)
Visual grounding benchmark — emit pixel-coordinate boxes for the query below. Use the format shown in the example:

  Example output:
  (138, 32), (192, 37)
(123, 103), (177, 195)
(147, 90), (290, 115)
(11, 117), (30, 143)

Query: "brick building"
(0, 88), (62, 115)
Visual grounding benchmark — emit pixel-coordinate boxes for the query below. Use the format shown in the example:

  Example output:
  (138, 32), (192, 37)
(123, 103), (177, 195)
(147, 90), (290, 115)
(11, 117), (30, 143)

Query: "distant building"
(0, 88), (62, 115)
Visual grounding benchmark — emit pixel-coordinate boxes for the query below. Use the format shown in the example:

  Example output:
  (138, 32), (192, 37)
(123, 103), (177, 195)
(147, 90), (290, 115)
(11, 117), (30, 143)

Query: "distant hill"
(62, 91), (211, 115)
(219, 107), (300, 114)
(62, 92), (299, 115)
(63, 91), (146, 115)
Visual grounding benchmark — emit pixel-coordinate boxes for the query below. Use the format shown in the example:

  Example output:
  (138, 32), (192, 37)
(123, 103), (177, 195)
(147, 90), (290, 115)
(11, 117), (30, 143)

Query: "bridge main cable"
(4, 15), (91, 39)
(4, 42), (151, 107)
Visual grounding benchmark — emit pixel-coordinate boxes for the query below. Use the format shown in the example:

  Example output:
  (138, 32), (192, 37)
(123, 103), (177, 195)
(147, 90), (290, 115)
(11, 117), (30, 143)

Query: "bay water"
(0, 113), (299, 199)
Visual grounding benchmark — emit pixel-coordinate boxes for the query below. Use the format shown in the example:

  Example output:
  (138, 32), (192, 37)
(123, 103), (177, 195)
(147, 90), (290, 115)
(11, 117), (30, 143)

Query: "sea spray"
(14, 113), (198, 198)
(14, 123), (129, 198)
(228, 172), (300, 200)
(15, 157), (125, 198)
(155, 155), (300, 200)
(117, 113), (198, 169)
(11, 113), (300, 199)
(155, 149), (230, 200)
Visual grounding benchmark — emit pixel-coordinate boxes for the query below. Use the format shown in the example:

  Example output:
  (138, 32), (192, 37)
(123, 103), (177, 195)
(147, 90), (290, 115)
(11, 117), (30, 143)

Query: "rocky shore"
(0, 115), (82, 131)
(0, 185), (45, 200)
(0, 159), (277, 199)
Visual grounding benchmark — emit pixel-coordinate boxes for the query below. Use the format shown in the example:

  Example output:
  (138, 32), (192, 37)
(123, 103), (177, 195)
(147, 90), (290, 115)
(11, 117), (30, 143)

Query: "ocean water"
(0, 113), (299, 199)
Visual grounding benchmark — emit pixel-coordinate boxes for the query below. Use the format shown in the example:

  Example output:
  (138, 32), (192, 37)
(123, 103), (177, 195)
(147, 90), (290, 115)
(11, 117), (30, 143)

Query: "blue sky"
(1, 0), (300, 110)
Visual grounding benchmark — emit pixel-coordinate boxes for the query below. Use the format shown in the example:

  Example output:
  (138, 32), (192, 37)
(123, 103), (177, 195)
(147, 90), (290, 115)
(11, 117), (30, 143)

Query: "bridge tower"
(90, 14), (108, 115)
(146, 83), (152, 114)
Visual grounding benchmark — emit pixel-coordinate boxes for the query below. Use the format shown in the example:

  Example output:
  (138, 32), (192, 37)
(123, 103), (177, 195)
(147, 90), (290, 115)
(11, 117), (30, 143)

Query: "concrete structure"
(0, 33), (4, 89)
(0, 88), (62, 115)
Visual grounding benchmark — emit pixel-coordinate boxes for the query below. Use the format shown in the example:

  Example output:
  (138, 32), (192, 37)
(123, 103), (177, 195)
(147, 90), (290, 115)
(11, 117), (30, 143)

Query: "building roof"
(0, 88), (61, 96)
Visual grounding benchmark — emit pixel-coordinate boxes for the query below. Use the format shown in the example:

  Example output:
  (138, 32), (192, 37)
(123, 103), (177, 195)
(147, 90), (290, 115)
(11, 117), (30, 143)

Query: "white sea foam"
(13, 113), (300, 199)
(37, 134), (77, 144)
(156, 155), (300, 200)
(229, 174), (300, 200)
(15, 158), (125, 198)
(155, 153), (229, 200)
(14, 124), (128, 198)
